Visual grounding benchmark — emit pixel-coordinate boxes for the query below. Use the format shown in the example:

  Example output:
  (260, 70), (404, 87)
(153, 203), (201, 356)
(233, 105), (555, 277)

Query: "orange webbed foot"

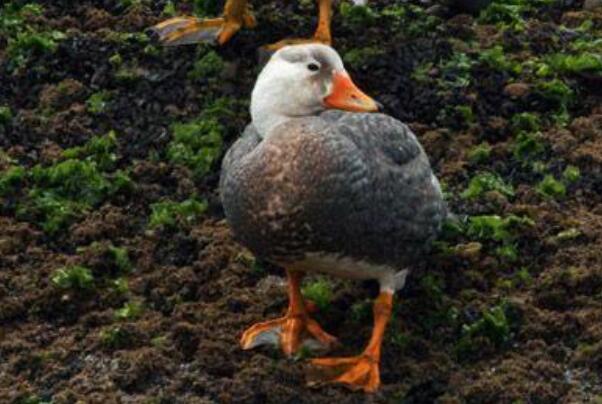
(308, 354), (380, 393)
(240, 312), (338, 356)
(150, 0), (256, 46)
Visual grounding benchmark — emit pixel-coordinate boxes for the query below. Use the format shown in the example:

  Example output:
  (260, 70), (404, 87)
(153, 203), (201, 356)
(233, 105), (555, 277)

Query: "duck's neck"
(250, 80), (292, 137)
(250, 104), (291, 138)
(250, 74), (322, 138)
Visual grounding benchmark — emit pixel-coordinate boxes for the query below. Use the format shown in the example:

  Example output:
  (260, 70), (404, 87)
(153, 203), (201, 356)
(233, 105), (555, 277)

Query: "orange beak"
(323, 71), (379, 113)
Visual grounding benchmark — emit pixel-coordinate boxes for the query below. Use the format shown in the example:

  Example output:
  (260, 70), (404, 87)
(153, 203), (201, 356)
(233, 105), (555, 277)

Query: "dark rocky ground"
(1, 0), (601, 402)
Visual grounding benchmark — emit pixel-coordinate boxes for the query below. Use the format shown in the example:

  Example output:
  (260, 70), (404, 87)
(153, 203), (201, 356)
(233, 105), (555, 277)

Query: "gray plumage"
(219, 110), (447, 271)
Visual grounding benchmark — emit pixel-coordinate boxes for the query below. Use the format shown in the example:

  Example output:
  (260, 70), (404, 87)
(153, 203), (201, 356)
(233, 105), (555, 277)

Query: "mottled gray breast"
(219, 111), (447, 268)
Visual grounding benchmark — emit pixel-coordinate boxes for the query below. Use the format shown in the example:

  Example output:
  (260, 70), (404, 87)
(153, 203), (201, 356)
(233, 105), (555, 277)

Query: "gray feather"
(220, 111), (447, 269)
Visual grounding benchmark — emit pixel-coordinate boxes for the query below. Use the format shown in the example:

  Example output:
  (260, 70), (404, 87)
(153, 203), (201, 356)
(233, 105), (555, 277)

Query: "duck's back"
(220, 110), (447, 269)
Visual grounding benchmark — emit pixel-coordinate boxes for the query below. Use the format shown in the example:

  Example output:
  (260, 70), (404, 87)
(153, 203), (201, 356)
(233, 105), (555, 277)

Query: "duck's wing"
(219, 123), (262, 200)
(309, 112), (447, 265)
(332, 112), (423, 169)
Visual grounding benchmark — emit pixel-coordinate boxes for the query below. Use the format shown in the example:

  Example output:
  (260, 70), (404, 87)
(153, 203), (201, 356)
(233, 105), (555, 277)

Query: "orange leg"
(240, 270), (338, 356)
(308, 291), (393, 393)
(151, 0), (255, 46)
(264, 0), (332, 51)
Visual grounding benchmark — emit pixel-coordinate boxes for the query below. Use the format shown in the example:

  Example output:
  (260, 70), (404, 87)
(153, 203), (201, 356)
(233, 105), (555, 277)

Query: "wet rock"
(503, 82), (530, 98)
(446, 14), (475, 39)
(584, 0), (602, 10)
(561, 11), (593, 27)
(39, 79), (86, 110)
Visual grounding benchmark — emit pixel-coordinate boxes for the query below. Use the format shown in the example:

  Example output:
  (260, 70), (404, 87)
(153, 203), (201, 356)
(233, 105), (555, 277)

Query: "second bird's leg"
(151, 0), (256, 46)
(308, 291), (394, 393)
(264, 0), (333, 51)
(218, 0), (257, 44)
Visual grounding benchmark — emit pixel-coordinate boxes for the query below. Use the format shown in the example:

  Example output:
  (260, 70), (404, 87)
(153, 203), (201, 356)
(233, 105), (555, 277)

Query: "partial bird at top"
(151, 0), (366, 51)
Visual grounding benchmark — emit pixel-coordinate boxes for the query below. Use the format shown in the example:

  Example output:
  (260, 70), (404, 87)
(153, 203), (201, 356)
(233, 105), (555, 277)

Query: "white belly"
(284, 252), (409, 293)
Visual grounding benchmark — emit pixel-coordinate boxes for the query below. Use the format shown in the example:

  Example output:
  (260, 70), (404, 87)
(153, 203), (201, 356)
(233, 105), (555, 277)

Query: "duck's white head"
(250, 44), (379, 137)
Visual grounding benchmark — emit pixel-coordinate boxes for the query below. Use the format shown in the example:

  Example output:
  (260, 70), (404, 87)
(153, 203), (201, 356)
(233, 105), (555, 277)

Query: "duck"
(219, 43), (447, 393)
(151, 0), (361, 51)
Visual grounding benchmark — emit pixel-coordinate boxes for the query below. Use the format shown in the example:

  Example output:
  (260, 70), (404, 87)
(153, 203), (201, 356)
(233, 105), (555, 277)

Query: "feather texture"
(220, 111), (447, 271)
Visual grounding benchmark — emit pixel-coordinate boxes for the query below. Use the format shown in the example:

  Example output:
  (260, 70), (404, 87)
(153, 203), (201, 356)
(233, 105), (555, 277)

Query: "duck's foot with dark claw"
(150, 0), (256, 46)
(240, 312), (338, 356)
(307, 354), (381, 393)
(241, 270), (338, 355)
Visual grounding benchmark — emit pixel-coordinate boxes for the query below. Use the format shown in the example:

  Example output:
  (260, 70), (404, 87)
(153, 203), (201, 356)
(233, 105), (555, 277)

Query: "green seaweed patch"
(100, 326), (132, 349)
(118, 0), (150, 10)
(461, 172), (514, 200)
(401, 5), (441, 37)
(512, 131), (545, 160)
(466, 214), (534, 243)
(437, 52), (475, 89)
(478, 3), (526, 30)
(112, 277), (129, 294)
(417, 273), (459, 331)
(494, 244), (518, 262)
(546, 53), (602, 75)
(479, 45), (522, 74)
(30, 160), (113, 206)
(562, 165), (580, 183)
(498, 266), (533, 290)
(1, 3), (66, 71)
(148, 198), (208, 229)
(80, 242), (135, 275)
(536, 174), (566, 199)
(511, 112), (540, 133)
(350, 298), (372, 324)
(339, 3), (378, 27)
(109, 53), (123, 67)
(411, 62), (434, 84)
(105, 31), (150, 44)
(167, 117), (223, 177)
(13, 394), (51, 404)
(343, 47), (384, 70)
(162, 1), (177, 17)
(451, 215), (534, 263)
(86, 91), (111, 115)
(302, 277), (333, 311)
(0, 165), (26, 197)
(455, 105), (475, 125)
(51, 265), (94, 290)
(455, 301), (520, 359)
(478, 0), (554, 31)
(536, 79), (574, 110)
(63, 131), (119, 171)
(108, 245), (133, 273)
(194, 0), (221, 17)
(188, 50), (224, 80)
(7, 30), (66, 71)
(468, 142), (492, 163)
(17, 192), (88, 234)
(15, 134), (131, 233)
(0, 106), (13, 126)
(114, 301), (144, 321)
(570, 36), (602, 53)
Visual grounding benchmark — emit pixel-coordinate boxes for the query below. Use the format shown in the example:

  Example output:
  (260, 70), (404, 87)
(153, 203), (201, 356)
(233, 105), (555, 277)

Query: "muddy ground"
(1, 0), (601, 403)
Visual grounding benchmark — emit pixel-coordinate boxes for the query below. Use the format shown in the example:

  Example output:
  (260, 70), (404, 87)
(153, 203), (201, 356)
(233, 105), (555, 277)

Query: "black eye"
(307, 63), (320, 72)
